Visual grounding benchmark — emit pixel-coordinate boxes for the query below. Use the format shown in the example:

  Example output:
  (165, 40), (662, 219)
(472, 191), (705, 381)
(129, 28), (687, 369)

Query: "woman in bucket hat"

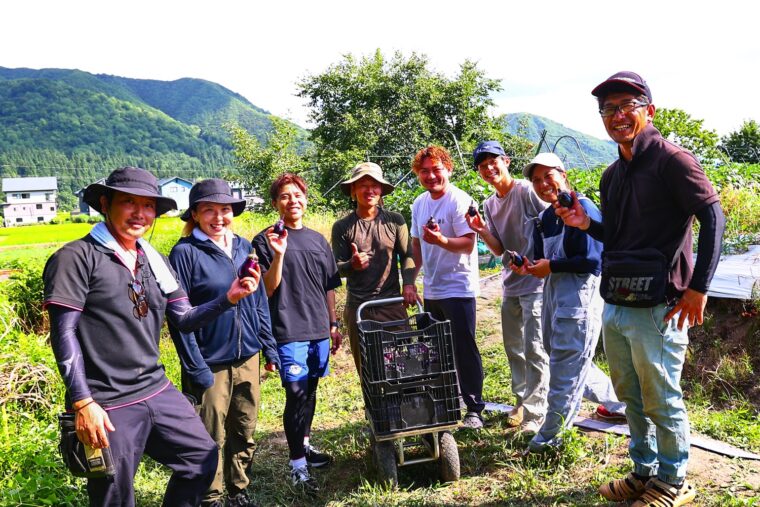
(168, 178), (279, 507)
(330, 162), (417, 372)
(42, 167), (260, 506)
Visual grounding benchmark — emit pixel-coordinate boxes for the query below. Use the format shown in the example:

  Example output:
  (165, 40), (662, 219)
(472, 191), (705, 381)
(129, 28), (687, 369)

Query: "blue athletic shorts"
(277, 338), (330, 383)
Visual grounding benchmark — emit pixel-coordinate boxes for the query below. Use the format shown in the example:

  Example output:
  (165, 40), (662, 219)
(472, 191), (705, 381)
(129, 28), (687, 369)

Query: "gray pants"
(501, 292), (549, 424)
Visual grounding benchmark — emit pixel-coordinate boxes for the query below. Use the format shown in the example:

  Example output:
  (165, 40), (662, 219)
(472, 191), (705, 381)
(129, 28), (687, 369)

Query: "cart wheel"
(438, 431), (460, 482)
(374, 440), (398, 486)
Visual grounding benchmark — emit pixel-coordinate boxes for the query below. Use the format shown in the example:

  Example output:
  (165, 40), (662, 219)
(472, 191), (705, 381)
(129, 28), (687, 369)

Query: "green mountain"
(0, 66), (308, 205)
(504, 113), (617, 169)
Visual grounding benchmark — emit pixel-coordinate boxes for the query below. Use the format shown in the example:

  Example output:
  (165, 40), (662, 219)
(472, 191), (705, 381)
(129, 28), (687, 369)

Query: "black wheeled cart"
(357, 297), (461, 485)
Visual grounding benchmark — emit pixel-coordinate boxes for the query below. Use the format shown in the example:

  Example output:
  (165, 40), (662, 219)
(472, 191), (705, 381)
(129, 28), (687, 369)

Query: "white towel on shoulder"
(90, 222), (179, 295)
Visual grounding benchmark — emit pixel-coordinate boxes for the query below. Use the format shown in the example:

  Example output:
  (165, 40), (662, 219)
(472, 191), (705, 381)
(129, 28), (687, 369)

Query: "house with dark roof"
(1, 177), (58, 226)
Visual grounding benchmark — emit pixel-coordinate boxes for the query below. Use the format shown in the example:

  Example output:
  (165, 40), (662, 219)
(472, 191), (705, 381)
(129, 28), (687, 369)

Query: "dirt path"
(476, 274), (760, 497)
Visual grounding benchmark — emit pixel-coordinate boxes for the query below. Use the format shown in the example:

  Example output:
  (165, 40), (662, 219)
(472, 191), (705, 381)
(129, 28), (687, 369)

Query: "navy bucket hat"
(181, 178), (246, 221)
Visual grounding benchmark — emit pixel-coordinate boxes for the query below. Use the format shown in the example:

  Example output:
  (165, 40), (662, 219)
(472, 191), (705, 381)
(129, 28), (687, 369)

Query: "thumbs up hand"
(350, 243), (370, 271)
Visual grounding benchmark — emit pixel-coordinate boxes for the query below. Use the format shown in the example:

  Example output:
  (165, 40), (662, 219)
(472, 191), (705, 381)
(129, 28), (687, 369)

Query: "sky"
(2, 1), (758, 141)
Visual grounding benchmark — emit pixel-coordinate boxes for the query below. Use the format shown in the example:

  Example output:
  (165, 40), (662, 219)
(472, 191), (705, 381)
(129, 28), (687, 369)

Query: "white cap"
(522, 152), (565, 179)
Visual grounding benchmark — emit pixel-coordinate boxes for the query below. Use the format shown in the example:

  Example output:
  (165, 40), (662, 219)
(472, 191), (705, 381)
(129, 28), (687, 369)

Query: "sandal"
(599, 472), (650, 501)
(632, 478), (696, 507)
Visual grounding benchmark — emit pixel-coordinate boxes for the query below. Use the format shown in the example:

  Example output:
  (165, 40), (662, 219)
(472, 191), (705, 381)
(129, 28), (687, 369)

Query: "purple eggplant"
(509, 251), (524, 267)
(426, 215), (439, 231)
(557, 191), (574, 208)
(467, 202), (478, 217)
(272, 219), (286, 236)
(239, 253), (259, 279)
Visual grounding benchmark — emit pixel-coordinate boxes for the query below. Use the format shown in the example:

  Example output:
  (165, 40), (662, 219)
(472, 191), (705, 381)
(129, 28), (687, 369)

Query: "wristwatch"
(330, 320), (341, 328)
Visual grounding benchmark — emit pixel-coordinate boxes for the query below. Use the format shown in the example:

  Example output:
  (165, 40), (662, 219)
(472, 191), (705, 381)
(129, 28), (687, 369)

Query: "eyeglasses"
(599, 100), (648, 117)
(128, 256), (149, 319)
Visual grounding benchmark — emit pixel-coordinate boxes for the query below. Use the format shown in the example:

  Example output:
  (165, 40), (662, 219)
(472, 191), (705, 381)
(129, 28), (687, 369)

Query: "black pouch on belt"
(58, 412), (116, 479)
(600, 248), (669, 307)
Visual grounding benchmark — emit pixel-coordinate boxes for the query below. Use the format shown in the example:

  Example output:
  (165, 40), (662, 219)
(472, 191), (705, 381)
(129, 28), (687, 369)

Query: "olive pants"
(185, 354), (260, 505)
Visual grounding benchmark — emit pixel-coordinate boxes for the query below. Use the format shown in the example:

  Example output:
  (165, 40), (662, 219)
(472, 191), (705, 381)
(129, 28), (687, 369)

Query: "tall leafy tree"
(721, 119), (760, 163)
(652, 108), (720, 163)
(227, 116), (310, 201)
(297, 50), (525, 193)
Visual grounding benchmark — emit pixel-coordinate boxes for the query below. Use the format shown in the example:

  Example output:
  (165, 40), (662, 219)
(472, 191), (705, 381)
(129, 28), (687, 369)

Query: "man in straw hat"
(43, 167), (260, 505)
(331, 162), (418, 372)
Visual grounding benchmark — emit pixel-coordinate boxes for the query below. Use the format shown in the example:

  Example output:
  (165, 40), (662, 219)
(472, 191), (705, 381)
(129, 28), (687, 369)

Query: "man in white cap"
(331, 162), (418, 372)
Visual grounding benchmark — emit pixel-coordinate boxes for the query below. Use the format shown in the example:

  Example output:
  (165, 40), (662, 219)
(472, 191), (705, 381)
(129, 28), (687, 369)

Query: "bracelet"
(75, 399), (95, 412)
(330, 320), (340, 328)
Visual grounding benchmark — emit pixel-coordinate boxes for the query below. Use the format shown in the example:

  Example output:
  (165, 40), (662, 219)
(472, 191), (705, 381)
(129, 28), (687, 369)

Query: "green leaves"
(653, 108), (721, 163)
(298, 50), (506, 186)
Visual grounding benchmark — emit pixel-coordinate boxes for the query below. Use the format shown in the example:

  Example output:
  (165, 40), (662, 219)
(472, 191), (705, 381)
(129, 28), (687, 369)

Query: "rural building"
(158, 176), (193, 212)
(1, 177), (58, 227)
(76, 178), (106, 216)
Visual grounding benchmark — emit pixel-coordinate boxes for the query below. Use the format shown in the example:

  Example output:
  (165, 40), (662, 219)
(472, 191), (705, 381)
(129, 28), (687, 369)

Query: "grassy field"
(1, 211), (758, 506)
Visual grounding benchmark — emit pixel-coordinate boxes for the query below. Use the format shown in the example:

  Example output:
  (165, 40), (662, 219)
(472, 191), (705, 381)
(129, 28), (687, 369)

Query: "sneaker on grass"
(290, 465), (319, 493)
(226, 491), (255, 507)
(595, 405), (627, 423)
(461, 411), (484, 430)
(598, 472), (651, 501)
(305, 445), (332, 468)
(631, 478), (696, 507)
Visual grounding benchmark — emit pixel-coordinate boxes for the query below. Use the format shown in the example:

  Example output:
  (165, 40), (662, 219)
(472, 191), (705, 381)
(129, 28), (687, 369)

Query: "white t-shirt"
(411, 185), (480, 299)
(483, 179), (547, 297)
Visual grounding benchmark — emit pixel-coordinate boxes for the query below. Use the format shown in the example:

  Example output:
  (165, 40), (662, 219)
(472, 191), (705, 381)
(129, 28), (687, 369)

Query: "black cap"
(181, 178), (246, 221)
(592, 71), (652, 103)
(83, 167), (177, 216)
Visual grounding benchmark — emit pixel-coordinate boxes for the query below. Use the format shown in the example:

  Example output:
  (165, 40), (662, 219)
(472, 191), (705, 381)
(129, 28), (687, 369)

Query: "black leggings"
(283, 377), (319, 460)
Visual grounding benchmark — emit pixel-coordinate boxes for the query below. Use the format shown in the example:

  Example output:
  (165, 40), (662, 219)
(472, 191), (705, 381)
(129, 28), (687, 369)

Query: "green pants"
(185, 354), (260, 504)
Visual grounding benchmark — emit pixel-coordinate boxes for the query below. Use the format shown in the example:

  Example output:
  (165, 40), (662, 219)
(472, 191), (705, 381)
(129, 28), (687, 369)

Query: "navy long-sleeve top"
(533, 196), (604, 276)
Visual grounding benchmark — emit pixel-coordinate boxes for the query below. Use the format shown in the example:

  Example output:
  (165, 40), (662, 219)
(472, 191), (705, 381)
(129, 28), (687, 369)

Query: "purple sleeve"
(165, 294), (234, 333)
(47, 304), (91, 403)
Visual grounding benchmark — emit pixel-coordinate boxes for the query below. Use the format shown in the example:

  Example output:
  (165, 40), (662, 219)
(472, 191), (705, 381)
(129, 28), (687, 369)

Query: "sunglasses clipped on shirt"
(599, 100), (648, 117)
(128, 255), (149, 320)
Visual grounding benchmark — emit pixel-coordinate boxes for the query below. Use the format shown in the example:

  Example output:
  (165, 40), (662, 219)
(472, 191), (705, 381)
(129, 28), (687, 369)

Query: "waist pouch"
(601, 248), (668, 307)
(58, 412), (116, 479)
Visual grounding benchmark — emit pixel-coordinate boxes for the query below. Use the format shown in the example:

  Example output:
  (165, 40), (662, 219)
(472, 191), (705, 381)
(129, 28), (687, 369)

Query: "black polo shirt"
(253, 226), (341, 344)
(43, 235), (185, 408)
(600, 124), (719, 296)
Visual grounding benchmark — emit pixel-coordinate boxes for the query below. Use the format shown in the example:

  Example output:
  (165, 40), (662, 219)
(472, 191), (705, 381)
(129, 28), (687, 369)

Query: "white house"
(2, 177), (58, 227)
(158, 176), (194, 212)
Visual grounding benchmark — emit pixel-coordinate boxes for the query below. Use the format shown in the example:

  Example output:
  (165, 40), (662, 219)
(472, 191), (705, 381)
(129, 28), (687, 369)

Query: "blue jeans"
(602, 303), (690, 484)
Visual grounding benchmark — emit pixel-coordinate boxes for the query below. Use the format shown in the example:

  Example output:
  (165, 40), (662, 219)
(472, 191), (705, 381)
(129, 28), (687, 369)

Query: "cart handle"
(356, 297), (423, 323)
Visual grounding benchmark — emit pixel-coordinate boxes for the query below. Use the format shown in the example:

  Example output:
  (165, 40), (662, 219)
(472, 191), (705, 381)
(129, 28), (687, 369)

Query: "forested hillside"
(504, 112), (617, 169)
(0, 67), (308, 209)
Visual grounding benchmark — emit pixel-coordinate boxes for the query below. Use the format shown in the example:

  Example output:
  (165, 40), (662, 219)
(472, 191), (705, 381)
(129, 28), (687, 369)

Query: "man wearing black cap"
(466, 141), (549, 435)
(556, 72), (725, 506)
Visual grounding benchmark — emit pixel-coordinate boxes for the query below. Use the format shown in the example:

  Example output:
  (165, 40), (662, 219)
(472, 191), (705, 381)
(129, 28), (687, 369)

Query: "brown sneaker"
(506, 405), (523, 427)
(599, 472), (650, 501)
(631, 478), (696, 507)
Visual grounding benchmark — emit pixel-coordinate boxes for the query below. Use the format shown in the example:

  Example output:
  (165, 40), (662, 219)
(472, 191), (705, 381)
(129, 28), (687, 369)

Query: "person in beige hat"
(331, 162), (418, 372)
